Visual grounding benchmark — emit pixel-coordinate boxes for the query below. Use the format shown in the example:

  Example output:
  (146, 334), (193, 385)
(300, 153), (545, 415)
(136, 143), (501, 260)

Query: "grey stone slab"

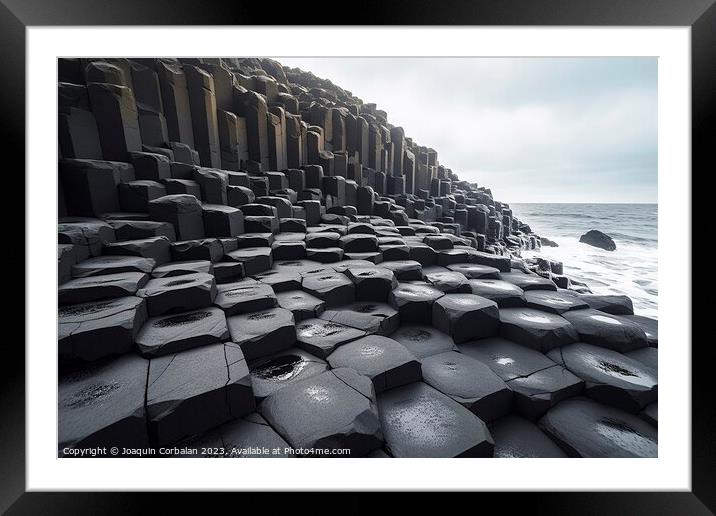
(136, 272), (216, 316)
(151, 260), (212, 278)
(468, 278), (526, 307)
(339, 233), (379, 253)
(225, 247), (273, 276)
(424, 270), (471, 293)
(146, 342), (255, 446)
(387, 282), (444, 323)
(446, 263), (500, 279)
(499, 271), (557, 291)
(58, 296), (147, 362)
(507, 365), (584, 420)
(467, 251), (511, 272)
(59, 353), (149, 454)
(253, 269), (302, 292)
(580, 294), (634, 315)
(249, 347), (329, 400)
(562, 309), (648, 352)
(276, 290), (326, 322)
(306, 247), (345, 263)
(327, 335), (421, 393)
(148, 194), (205, 241)
(236, 232), (274, 249)
(624, 346), (658, 373)
(259, 368), (383, 457)
(295, 317), (367, 358)
(378, 382), (494, 457)
(524, 290), (589, 314)
(272, 240), (307, 261)
(214, 279), (278, 315)
(119, 180), (167, 213)
(320, 302), (399, 336)
(72, 255), (155, 278)
(378, 260), (423, 281)
(344, 266), (398, 301)
(617, 314), (658, 347)
(421, 351), (512, 421)
(499, 308), (579, 352)
(302, 271), (355, 307)
(547, 343), (657, 412)
(458, 337), (557, 382)
(136, 307), (229, 357)
(108, 220), (176, 241)
(538, 397), (657, 457)
(490, 415), (567, 458)
(432, 294), (500, 344)
(202, 203), (244, 237)
(170, 238), (223, 262)
(227, 307), (296, 360)
(103, 236), (171, 265)
(59, 218), (116, 258)
(390, 325), (458, 359)
(58, 272), (149, 305)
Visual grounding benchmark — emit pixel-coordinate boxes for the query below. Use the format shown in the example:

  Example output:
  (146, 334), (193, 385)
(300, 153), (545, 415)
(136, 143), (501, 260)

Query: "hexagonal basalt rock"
(320, 302), (399, 336)
(390, 325), (458, 359)
(252, 269), (302, 292)
(339, 233), (379, 253)
(248, 348), (329, 401)
(295, 317), (367, 358)
(388, 282), (444, 323)
(378, 382), (494, 457)
(547, 343), (657, 412)
(136, 272), (217, 316)
(301, 271), (355, 307)
(538, 397), (657, 457)
(468, 278), (525, 308)
(499, 271), (557, 291)
(458, 337), (558, 381)
(58, 296), (148, 362)
(446, 263), (501, 280)
(327, 335), (421, 393)
(617, 314), (658, 347)
(224, 247), (273, 276)
(506, 363), (584, 420)
(227, 307), (296, 360)
(498, 308), (579, 352)
(344, 266), (398, 301)
(146, 342), (255, 446)
(561, 309), (648, 352)
(214, 279), (278, 315)
(489, 415), (567, 458)
(59, 354), (149, 454)
(259, 368), (383, 457)
(151, 260), (213, 278)
(432, 294), (500, 344)
(135, 307), (229, 357)
(378, 260), (423, 281)
(423, 270), (471, 294)
(524, 290), (589, 314)
(275, 290), (325, 321)
(580, 294), (634, 315)
(624, 346), (658, 373)
(58, 272), (149, 305)
(71, 255), (156, 278)
(421, 351), (512, 421)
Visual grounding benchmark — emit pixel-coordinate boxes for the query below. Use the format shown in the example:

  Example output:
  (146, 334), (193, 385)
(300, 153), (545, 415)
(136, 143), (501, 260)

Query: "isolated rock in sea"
(579, 230), (616, 251)
(540, 237), (559, 247)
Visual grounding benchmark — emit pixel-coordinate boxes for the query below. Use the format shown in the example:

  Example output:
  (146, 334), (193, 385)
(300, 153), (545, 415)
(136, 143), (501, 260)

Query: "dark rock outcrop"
(579, 229), (616, 251)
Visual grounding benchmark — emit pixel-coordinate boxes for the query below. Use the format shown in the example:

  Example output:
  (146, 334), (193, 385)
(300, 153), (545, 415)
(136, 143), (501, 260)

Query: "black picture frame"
(4, 0), (711, 512)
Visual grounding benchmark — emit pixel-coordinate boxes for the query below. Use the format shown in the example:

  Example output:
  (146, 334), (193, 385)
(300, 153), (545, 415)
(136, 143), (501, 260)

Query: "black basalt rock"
(579, 230), (616, 251)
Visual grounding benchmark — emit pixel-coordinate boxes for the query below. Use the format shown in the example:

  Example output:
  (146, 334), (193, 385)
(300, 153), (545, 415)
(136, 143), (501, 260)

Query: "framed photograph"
(6, 0), (711, 511)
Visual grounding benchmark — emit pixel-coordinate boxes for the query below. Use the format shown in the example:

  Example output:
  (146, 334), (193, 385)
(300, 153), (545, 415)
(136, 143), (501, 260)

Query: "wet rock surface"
(378, 382), (494, 457)
(538, 397), (657, 457)
(57, 58), (657, 458)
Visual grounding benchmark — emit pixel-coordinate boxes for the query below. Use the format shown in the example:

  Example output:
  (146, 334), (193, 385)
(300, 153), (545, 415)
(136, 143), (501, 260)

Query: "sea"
(510, 203), (658, 319)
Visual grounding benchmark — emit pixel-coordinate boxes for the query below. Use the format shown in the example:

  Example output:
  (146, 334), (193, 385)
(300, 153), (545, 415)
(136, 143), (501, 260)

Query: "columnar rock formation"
(57, 57), (658, 458)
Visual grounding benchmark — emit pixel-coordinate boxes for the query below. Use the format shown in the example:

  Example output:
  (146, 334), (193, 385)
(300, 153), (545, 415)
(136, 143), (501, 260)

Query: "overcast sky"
(277, 57), (657, 204)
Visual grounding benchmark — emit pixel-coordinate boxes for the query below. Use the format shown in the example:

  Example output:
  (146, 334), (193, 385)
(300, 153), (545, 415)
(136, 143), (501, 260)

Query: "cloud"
(277, 57), (657, 203)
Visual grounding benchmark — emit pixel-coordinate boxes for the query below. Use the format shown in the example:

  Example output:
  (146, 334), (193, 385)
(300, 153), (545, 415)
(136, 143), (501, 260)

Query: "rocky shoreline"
(57, 57), (657, 458)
